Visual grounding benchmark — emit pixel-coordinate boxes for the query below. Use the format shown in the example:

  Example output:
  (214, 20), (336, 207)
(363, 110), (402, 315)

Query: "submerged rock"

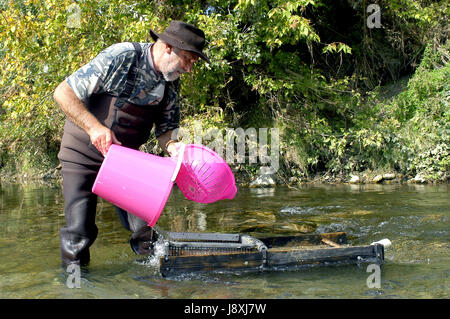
(329, 210), (374, 218)
(245, 210), (277, 221)
(237, 221), (317, 234)
(276, 222), (317, 234)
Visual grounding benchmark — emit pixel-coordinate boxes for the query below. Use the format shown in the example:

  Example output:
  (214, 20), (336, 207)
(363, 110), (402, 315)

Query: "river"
(0, 183), (448, 299)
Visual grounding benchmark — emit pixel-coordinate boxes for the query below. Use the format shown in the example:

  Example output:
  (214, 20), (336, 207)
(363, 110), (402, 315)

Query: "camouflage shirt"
(66, 42), (180, 137)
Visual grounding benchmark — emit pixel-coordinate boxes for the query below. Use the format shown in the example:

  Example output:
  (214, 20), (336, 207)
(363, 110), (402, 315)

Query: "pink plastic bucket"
(175, 144), (237, 204)
(92, 144), (184, 226)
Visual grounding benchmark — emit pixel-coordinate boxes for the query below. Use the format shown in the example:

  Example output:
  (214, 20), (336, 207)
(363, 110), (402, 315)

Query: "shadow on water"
(0, 183), (448, 298)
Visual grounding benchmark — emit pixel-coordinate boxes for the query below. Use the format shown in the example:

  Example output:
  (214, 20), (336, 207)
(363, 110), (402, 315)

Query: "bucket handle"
(171, 143), (186, 182)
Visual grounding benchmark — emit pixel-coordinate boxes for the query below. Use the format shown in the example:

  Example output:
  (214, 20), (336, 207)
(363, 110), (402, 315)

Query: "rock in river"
(249, 167), (277, 188)
(372, 175), (383, 183)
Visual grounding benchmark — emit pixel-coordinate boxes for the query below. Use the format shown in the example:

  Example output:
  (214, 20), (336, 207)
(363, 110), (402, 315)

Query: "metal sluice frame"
(151, 225), (269, 262)
(149, 226), (385, 277)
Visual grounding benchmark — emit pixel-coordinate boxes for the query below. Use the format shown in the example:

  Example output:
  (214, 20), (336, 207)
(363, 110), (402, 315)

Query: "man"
(53, 21), (209, 267)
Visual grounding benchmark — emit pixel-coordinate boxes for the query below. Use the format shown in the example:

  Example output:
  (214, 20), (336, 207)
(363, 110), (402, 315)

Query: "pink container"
(175, 144), (237, 204)
(92, 144), (184, 226)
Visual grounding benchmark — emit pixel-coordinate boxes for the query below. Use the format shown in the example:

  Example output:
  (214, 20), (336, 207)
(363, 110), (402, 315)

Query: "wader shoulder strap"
(119, 42), (142, 98)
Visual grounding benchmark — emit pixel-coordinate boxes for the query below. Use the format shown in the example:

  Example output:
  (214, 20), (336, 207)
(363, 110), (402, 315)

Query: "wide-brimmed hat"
(150, 20), (209, 63)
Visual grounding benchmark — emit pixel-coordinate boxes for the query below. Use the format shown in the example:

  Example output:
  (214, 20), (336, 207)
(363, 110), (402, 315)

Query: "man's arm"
(53, 80), (120, 156)
(157, 129), (181, 156)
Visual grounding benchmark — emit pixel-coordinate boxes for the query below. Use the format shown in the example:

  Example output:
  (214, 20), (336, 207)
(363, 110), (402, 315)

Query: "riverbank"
(237, 166), (449, 187)
(1, 163), (448, 188)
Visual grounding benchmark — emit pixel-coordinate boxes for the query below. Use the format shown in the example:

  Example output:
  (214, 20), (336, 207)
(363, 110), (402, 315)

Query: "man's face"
(160, 46), (200, 81)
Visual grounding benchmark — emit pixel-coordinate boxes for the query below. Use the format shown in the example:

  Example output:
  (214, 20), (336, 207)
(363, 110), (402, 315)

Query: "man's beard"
(163, 69), (182, 81)
(162, 62), (184, 81)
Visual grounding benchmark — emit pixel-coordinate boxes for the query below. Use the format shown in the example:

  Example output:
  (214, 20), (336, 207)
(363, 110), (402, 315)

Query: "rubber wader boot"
(58, 161), (100, 267)
(60, 197), (98, 267)
(115, 207), (155, 255)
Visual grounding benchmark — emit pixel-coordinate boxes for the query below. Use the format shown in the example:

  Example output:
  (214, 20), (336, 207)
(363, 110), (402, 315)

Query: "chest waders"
(58, 43), (165, 266)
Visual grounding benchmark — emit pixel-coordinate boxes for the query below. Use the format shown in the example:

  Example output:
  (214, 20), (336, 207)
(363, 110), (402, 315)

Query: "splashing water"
(134, 238), (166, 270)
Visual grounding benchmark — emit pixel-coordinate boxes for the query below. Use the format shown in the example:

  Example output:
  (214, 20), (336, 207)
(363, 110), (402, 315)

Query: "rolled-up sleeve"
(154, 80), (180, 138)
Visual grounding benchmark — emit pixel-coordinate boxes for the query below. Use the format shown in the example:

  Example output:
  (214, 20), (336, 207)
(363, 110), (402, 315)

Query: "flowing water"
(0, 182), (448, 299)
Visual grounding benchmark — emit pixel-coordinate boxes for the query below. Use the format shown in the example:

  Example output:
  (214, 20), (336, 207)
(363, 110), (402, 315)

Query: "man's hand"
(88, 124), (121, 156)
(167, 141), (184, 158)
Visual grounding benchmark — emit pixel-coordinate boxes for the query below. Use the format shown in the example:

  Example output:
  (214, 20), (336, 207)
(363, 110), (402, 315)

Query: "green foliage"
(0, 0), (448, 182)
(307, 42), (450, 179)
(0, 0), (160, 174)
(386, 44), (450, 178)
